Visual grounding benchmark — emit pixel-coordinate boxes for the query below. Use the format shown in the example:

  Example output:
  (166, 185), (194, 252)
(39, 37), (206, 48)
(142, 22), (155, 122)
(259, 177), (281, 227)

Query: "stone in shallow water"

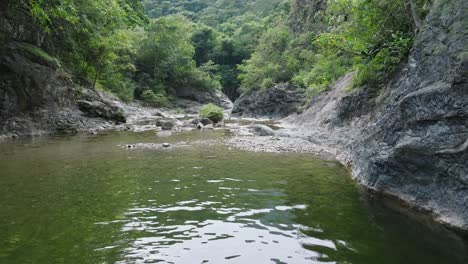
(250, 124), (275, 136)
(161, 121), (175, 130)
(200, 118), (213, 126)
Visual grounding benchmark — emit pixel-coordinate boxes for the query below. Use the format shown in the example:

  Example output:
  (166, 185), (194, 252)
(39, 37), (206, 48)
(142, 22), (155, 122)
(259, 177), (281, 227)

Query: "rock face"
(77, 88), (127, 124)
(77, 100), (126, 124)
(176, 88), (233, 110)
(0, 43), (73, 118)
(289, 0), (327, 34)
(0, 42), (127, 136)
(0, 1), (46, 47)
(232, 83), (306, 118)
(287, 0), (468, 230)
(0, 42), (77, 135)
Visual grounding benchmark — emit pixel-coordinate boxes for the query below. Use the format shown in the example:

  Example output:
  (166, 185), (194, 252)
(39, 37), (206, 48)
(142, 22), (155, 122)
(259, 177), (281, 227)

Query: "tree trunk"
(93, 66), (101, 90)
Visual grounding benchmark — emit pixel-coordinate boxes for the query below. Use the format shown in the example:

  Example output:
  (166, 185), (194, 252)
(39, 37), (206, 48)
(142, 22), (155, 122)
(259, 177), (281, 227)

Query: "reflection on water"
(0, 130), (466, 264)
(117, 218), (329, 263)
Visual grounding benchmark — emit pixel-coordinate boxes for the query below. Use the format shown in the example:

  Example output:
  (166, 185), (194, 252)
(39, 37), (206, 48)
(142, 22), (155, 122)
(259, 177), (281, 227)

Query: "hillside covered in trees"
(1, 0), (433, 104)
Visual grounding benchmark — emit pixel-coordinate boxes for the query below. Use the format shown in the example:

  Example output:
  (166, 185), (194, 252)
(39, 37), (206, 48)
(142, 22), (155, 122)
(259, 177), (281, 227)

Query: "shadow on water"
(0, 129), (466, 263)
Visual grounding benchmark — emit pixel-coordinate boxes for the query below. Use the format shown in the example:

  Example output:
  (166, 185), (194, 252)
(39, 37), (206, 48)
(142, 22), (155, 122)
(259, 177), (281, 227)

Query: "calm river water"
(0, 129), (466, 263)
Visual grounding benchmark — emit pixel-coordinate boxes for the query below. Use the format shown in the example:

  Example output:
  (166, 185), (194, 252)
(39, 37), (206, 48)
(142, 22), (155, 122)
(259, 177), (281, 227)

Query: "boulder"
(77, 100), (126, 124)
(161, 121), (175, 130)
(200, 118), (213, 126)
(197, 122), (214, 129)
(194, 118), (214, 129)
(191, 118), (213, 126)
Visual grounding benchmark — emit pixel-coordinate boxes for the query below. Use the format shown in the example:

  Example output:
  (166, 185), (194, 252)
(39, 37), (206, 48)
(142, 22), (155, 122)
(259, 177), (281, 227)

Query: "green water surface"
(0, 130), (466, 263)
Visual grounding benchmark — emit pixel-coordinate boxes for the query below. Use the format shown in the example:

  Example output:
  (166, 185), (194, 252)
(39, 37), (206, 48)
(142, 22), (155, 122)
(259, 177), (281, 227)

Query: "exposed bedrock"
(176, 87), (233, 110)
(0, 42), (127, 136)
(232, 83), (306, 118)
(284, 0), (468, 230)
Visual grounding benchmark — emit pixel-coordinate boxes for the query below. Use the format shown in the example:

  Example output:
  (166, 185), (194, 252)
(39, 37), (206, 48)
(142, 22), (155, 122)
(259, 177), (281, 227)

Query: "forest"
(22, 0), (431, 103)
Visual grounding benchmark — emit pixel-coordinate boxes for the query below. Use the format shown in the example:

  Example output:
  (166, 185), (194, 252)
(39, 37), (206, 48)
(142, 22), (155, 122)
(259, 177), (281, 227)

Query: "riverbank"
(225, 0), (468, 233)
(224, 121), (468, 236)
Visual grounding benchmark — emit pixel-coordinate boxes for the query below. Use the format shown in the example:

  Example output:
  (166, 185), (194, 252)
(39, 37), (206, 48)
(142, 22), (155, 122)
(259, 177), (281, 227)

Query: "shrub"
(103, 76), (135, 102)
(199, 103), (224, 123)
(141, 90), (171, 107)
(191, 68), (222, 91)
(292, 53), (351, 95)
(261, 78), (274, 90)
(352, 35), (413, 89)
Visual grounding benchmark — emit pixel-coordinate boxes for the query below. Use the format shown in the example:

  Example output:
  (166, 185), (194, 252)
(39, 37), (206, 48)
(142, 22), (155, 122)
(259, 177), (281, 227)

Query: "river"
(0, 128), (466, 263)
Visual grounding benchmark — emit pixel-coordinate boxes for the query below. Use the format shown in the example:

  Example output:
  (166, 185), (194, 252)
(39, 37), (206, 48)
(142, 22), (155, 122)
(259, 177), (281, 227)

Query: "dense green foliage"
(142, 0), (287, 99)
(240, 0), (432, 95)
(27, 0), (222, 102)
(136, 16), (220, 99)
(141, 90), (171, 107)
(143, 0), (284, 26)
(25, 0), (432, 103)
(199, 103), (224, 123)
(28, 0), (147, 101)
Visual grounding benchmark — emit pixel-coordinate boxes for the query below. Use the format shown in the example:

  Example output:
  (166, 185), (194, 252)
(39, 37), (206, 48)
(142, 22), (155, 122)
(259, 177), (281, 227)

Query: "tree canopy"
(24, 0), (433, 102)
